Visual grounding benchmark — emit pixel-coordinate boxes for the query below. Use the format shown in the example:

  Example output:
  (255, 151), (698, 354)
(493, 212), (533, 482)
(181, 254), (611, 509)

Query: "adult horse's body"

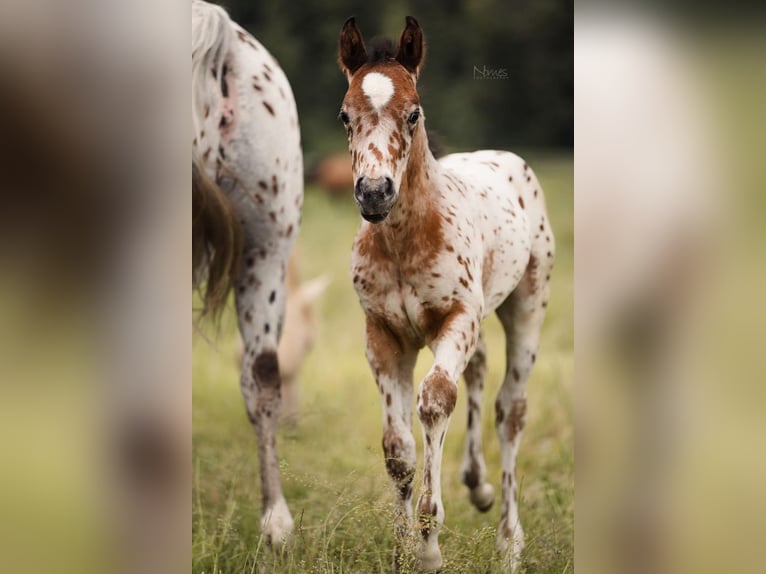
(192, 0), (302, 546)
(338, 17), (554, 571)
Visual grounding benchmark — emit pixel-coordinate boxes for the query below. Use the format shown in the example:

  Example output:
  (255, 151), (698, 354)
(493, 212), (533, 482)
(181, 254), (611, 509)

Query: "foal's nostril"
(354, 177), (365, 202)
(383, 177), (394, 199)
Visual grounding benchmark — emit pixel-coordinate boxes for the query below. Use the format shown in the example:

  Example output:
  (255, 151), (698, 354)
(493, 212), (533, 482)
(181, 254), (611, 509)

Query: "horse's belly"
(480, 213), (532, 313)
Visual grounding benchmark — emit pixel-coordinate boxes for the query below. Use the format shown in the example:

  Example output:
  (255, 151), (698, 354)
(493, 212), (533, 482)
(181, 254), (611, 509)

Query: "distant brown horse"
(308, 153), (355, 197)
(338, 17), (555, 571)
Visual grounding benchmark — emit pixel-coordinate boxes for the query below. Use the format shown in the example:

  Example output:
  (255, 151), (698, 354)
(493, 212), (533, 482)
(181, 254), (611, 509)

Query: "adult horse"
(338, 17), (554, 571)
(192, 0), (302, 547)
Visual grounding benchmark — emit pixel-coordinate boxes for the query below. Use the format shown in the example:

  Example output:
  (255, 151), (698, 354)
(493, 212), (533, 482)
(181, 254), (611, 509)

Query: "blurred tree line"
(223, 0), (572, 162)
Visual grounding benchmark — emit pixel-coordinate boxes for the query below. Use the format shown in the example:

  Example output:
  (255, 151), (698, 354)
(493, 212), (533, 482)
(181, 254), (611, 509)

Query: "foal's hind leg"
(461, 331), (495, 512)
(236, 246), (294, 548)
(494, 254), (552, 570)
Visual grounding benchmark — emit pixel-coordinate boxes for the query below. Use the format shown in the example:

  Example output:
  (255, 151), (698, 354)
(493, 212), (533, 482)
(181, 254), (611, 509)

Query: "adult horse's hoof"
(470, 482), (495, 512)
(260, 498), (294, 550)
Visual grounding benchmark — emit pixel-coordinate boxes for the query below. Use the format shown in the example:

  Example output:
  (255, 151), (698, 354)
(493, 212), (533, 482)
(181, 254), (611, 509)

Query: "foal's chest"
(352, 256), (451, 346)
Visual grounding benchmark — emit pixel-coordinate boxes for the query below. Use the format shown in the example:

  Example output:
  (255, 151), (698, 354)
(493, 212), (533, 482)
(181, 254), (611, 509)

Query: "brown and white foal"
(338, 17), (555, 571)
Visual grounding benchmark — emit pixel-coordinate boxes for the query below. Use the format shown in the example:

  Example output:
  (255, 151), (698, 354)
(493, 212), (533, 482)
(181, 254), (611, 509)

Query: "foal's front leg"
(365, 318), (418, 570)
(416, 310), (479, 571)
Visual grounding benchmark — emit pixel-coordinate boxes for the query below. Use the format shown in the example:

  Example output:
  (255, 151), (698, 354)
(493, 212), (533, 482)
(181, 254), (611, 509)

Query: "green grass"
(193, 153), (573, 573)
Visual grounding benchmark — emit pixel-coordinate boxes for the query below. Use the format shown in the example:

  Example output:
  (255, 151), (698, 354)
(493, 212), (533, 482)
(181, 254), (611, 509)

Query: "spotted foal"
(192, 0), (303, 548)
(338, 17), (554, 571)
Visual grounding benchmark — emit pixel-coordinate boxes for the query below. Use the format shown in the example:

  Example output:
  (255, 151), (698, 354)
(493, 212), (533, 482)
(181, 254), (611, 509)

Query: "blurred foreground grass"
(193, 153), (573, 573)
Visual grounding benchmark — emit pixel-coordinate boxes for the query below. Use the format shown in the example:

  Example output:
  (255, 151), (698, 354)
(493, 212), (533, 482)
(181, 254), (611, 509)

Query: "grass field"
(193, 153), (573, 573)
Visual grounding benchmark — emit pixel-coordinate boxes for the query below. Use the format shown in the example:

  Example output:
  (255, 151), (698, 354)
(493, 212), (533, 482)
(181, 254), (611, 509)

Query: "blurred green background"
(223, 0), (573, 162)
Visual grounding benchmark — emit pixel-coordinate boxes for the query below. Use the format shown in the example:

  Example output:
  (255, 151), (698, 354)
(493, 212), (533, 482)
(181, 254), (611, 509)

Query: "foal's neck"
(385, 125), (441, 233)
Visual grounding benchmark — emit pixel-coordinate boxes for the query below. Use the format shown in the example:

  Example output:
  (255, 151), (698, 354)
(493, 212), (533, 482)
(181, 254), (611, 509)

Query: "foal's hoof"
(469, 483), (495, 512)
(496, 524), (525, 573)
(416, 540), (444, 572)
(260, 498), (294, 551)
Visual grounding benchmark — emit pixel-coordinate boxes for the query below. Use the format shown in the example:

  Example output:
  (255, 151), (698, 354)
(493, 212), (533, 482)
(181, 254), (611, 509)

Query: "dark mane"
(368, 37), (397, 64)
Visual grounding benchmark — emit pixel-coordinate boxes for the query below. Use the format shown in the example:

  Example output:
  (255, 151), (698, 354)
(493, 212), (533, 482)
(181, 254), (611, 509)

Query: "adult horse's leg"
(494, 254), (552, 571)
(235, 242), (294, 548)
(365, 318), (417, 571)
(415, 310), (478, 571)
(460, 331), (495, 512)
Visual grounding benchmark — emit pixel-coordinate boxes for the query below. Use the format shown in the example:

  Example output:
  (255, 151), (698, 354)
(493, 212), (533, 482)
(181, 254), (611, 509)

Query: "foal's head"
(338, 16), (426, 223)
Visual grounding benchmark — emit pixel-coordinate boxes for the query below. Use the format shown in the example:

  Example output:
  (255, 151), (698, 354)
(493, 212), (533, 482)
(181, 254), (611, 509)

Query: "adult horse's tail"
(192, 0), (242, 319)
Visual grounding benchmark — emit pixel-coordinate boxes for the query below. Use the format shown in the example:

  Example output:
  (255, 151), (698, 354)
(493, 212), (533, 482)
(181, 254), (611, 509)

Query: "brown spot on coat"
(366, 318), (404, 376)
(506, 398), (527, 442)
(368, 143), (383, 162)
(418, 300), (465, 346)
(522, 254), (539, 295)
(457, 254), (474, 282)
(253, 351), (280, 388)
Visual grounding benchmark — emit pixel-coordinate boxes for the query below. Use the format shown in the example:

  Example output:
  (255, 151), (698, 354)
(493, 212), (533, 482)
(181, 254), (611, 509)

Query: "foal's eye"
(408, 110), (421, 124)
(338, 110), (350, 125)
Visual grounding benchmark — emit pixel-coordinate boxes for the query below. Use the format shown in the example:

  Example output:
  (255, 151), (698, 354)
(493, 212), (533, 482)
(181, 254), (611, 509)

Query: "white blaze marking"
(361, 72), (394, 110)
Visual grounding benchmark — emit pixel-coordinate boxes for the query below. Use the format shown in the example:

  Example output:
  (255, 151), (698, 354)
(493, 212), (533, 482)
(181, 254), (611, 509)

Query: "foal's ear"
(396, 16), (425, 78)
(338, 17), (368, 81)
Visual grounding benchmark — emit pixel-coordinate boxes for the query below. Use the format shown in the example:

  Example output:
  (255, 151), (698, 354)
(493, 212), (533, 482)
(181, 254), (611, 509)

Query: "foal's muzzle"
(354, 176), (396, 223)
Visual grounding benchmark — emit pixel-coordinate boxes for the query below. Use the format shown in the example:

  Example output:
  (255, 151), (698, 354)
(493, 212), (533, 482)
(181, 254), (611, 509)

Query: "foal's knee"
(382, 426), (415, 497)
(417, 367), (458, 428)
